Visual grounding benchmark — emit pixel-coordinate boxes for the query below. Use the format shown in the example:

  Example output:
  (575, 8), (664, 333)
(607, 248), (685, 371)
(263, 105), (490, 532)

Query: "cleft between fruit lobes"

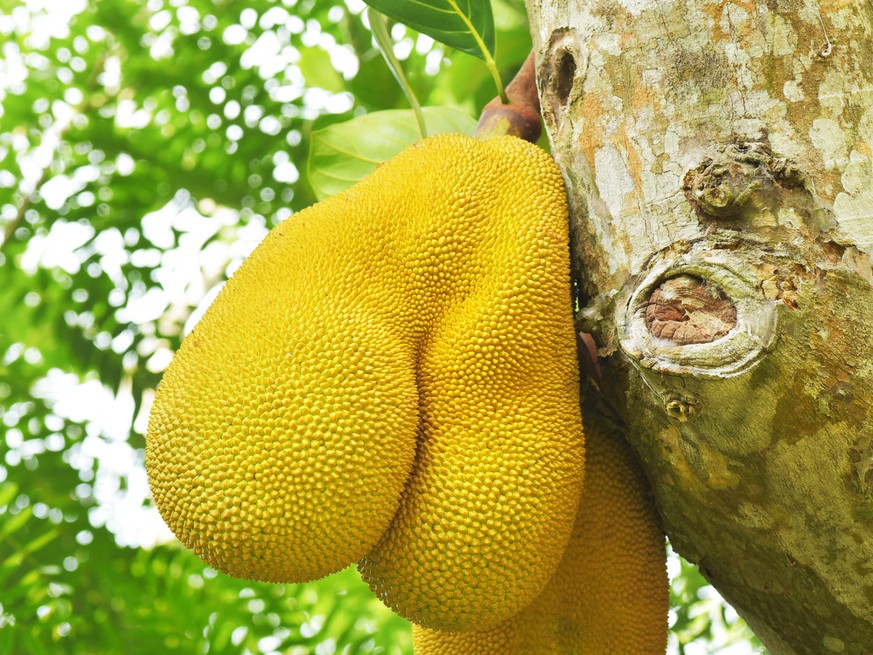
(146, 133), (584, 632)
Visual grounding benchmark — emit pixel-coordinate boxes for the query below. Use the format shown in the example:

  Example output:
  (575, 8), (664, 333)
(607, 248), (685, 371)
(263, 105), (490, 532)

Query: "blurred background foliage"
(0, 0), (763, 652)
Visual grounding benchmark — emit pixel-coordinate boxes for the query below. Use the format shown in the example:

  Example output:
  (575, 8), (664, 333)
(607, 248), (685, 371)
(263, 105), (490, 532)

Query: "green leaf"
(21, 528), (58, 556)
(363, 0), (494, 59)
(298, 46), (346, 93)
(0, 507), (33, 539)
(307, 107), (477, 201)
(367, 8), (427, 137)
(0, 482), (19, 509)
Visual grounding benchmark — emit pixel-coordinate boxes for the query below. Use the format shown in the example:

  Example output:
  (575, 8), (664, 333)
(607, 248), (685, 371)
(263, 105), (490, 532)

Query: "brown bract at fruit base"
(475, 53), (543, 143)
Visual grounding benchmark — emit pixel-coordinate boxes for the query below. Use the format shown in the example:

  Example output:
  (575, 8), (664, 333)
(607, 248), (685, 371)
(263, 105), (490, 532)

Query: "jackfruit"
(413, 411), (669, 653)
(146, 133), (585, 631)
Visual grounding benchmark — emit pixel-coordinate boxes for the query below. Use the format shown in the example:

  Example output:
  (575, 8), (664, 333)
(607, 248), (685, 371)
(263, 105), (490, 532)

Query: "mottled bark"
(527, 1), (873, 653)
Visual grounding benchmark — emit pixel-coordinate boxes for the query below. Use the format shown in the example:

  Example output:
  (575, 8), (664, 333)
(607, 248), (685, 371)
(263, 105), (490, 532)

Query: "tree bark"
(526, 1), (873, 653)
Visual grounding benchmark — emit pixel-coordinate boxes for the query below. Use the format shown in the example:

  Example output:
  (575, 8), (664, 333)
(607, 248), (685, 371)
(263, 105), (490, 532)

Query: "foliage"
(0, 0), (759, 652)
(361, 0), (505, 102)
(308, 106), (476, 200)
(363, 0), (495, 59)
(668, 547), (765, 654)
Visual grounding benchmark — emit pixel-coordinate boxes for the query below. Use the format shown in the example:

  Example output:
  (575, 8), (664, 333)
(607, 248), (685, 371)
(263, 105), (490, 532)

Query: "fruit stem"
(475, 53), (541, 143)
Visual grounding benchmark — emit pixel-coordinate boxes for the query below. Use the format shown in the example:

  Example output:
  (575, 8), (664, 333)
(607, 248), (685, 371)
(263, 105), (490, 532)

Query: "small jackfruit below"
(412, 409), (669, 654)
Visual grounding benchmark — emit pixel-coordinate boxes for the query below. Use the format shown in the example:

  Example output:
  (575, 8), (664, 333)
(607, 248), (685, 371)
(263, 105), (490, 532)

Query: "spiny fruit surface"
(146, 133), (584, 631)
(412, 410), (669, 653)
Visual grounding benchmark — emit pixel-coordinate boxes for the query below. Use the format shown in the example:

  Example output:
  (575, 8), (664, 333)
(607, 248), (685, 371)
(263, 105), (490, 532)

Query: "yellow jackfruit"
(413, 411), (669, 653)
(146, 133), (585, 631)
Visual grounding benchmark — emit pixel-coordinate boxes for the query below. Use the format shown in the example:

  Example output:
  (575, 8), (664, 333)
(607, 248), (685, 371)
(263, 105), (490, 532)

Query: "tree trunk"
(526, 1), (873, 653)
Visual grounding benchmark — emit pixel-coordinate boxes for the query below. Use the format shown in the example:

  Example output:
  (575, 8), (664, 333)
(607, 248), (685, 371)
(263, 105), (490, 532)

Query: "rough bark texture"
(527, 2), (873, 654)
